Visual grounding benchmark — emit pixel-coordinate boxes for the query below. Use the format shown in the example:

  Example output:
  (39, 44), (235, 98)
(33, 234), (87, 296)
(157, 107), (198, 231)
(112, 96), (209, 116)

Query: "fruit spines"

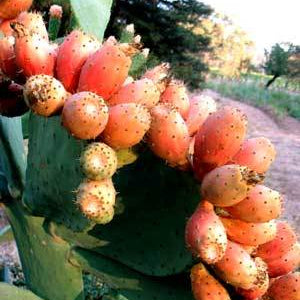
(80, 142), (118, 180)
(56, 30), (100, 93)
(213, 240), (258, 290)
(78, 40), (138, 100)
(201, 164), (264, 207)
(159, 79), (190, 118)
(231, 137), (276, 174)
(190, 263), (231, 300)
(107, 78), (160, 108)
(185, 94), (217, 136)
(76, 179), (116, 224)
(102, 103), (151, 149)
(13, 23), (56, 77)
(266, 272), (300, 300)
(225, 185), (282, 223)
(24, 75), (67, 117)
(193, 106), (248, 179)
(220, 217), (277, 246)
(147, 103), (190, 167)
(62, 91), (109, 140)
(185, 201), (227, 264)
(254, 221), (297, 262)
(0, 0), (33, 19)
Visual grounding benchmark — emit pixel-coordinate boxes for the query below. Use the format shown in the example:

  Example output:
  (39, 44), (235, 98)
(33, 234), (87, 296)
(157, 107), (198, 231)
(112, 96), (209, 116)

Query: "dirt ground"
(203, 90), (300, 232)
(1, 89), (300, 269)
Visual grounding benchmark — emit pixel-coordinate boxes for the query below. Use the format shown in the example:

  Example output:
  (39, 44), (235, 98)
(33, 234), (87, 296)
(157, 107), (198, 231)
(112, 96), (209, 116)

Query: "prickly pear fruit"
(107, 78), (160, 108)
(102, 103), (150, 149)
(266, 242), (300, 278)
(190, 263), (231, 300)
(78, 40), (138, 100)
(255, 221), (297, 262)
(56, 30), (100, 93)
(148, 104), (190, 167)
(193, 106), (248, 179)
(0, 36), (18, 78)
(201, 165), (263, 207)
(17, 12), (49, 41)
(232, 137), (276, 174)
(214, 240), (258, 290)
(80, 142), (117, 180)
(0, 0), (32, 19)
(225, 185), (282, 223)
(160, 79), (190, 118)
(76, 179), (116, 224)
(116, 148), (138, 168)
(220, 217), (277, 246)
(185, 201), (227, 264)
(142, 63), (170, 92)
(13, 23), (55, 77)
(24, 75), (67, 116)
(0, 81), (27, 116)
(266, 272), (300, 300)
(185, 95), (217, 136)
(236, 258), (269, 300)
(0, 18), (15, 36)
(62, 92), (109, 140)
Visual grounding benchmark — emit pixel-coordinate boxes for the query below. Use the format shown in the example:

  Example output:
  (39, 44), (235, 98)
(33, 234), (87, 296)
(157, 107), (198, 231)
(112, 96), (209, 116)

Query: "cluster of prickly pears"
(186, 102), (300, 299)
(1, 3), (299, 299)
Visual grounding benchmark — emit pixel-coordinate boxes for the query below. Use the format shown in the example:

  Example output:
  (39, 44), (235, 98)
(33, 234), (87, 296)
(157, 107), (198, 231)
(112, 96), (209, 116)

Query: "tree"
(106, 0), (213, 88)
(196, 13), (255, 77)
(263, 43), (294, 88)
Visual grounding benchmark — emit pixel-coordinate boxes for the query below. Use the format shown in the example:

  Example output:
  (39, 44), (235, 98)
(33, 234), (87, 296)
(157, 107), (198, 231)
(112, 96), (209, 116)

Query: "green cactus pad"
(86, 150), (199, 276)
(23, 113), (92, 231)
(0, 283), (45, 300)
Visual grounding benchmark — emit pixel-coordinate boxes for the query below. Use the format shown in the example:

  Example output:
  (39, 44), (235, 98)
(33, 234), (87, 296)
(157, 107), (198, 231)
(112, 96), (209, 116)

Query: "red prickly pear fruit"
(147, 103), (190, 167)
(62, 92), (109, 140)
(13, 23), (55, 77)
(190, 263), (231, 300)
(160, 79), (190, 118)
(80, 142), (118, 180)
(56, 30), (100, 93)
(0, 0), (33, 19)
(220, 217), (277, 246)
(193, 106), (248, 179)
(107, 78), (160, 108)
(24, 75), (67, 117)
(201, 164), (264, 207)
(185, 95), (217, 136)
(142, 63), (170, 92)
(122, 76), (134, 86)
(0, 36), (18, 78)
(237, 244), (257, 255)
(78, 40), (138, 100)
(214, 240), (258, 290)
(0, 18), (15, 36)
(236, 257), (269, 300)
(266, 242), (300, 278)
(185, 201), (227, 264)
(231, 137), (276, 174)
(266, 272), (300, 300)
(255, 221), (297, 262)
(102, 103), (151, 149)
(16, 12), (49, 41)
(225, 185), (282, 223)
(76, 179), (116, 224)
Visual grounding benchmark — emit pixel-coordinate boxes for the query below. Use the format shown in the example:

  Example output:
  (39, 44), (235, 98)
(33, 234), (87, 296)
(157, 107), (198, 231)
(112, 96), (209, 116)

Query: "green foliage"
(0, 283), (44, 300)
(70, 0), (113, 41)
(264, 43), (292, 77)
(107, 0), (213, 89)
(207, 77), (300, 119)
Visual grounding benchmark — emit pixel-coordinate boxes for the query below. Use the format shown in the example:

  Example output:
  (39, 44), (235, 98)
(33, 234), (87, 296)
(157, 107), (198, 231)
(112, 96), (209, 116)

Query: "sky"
(203, 0), (300, 55)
